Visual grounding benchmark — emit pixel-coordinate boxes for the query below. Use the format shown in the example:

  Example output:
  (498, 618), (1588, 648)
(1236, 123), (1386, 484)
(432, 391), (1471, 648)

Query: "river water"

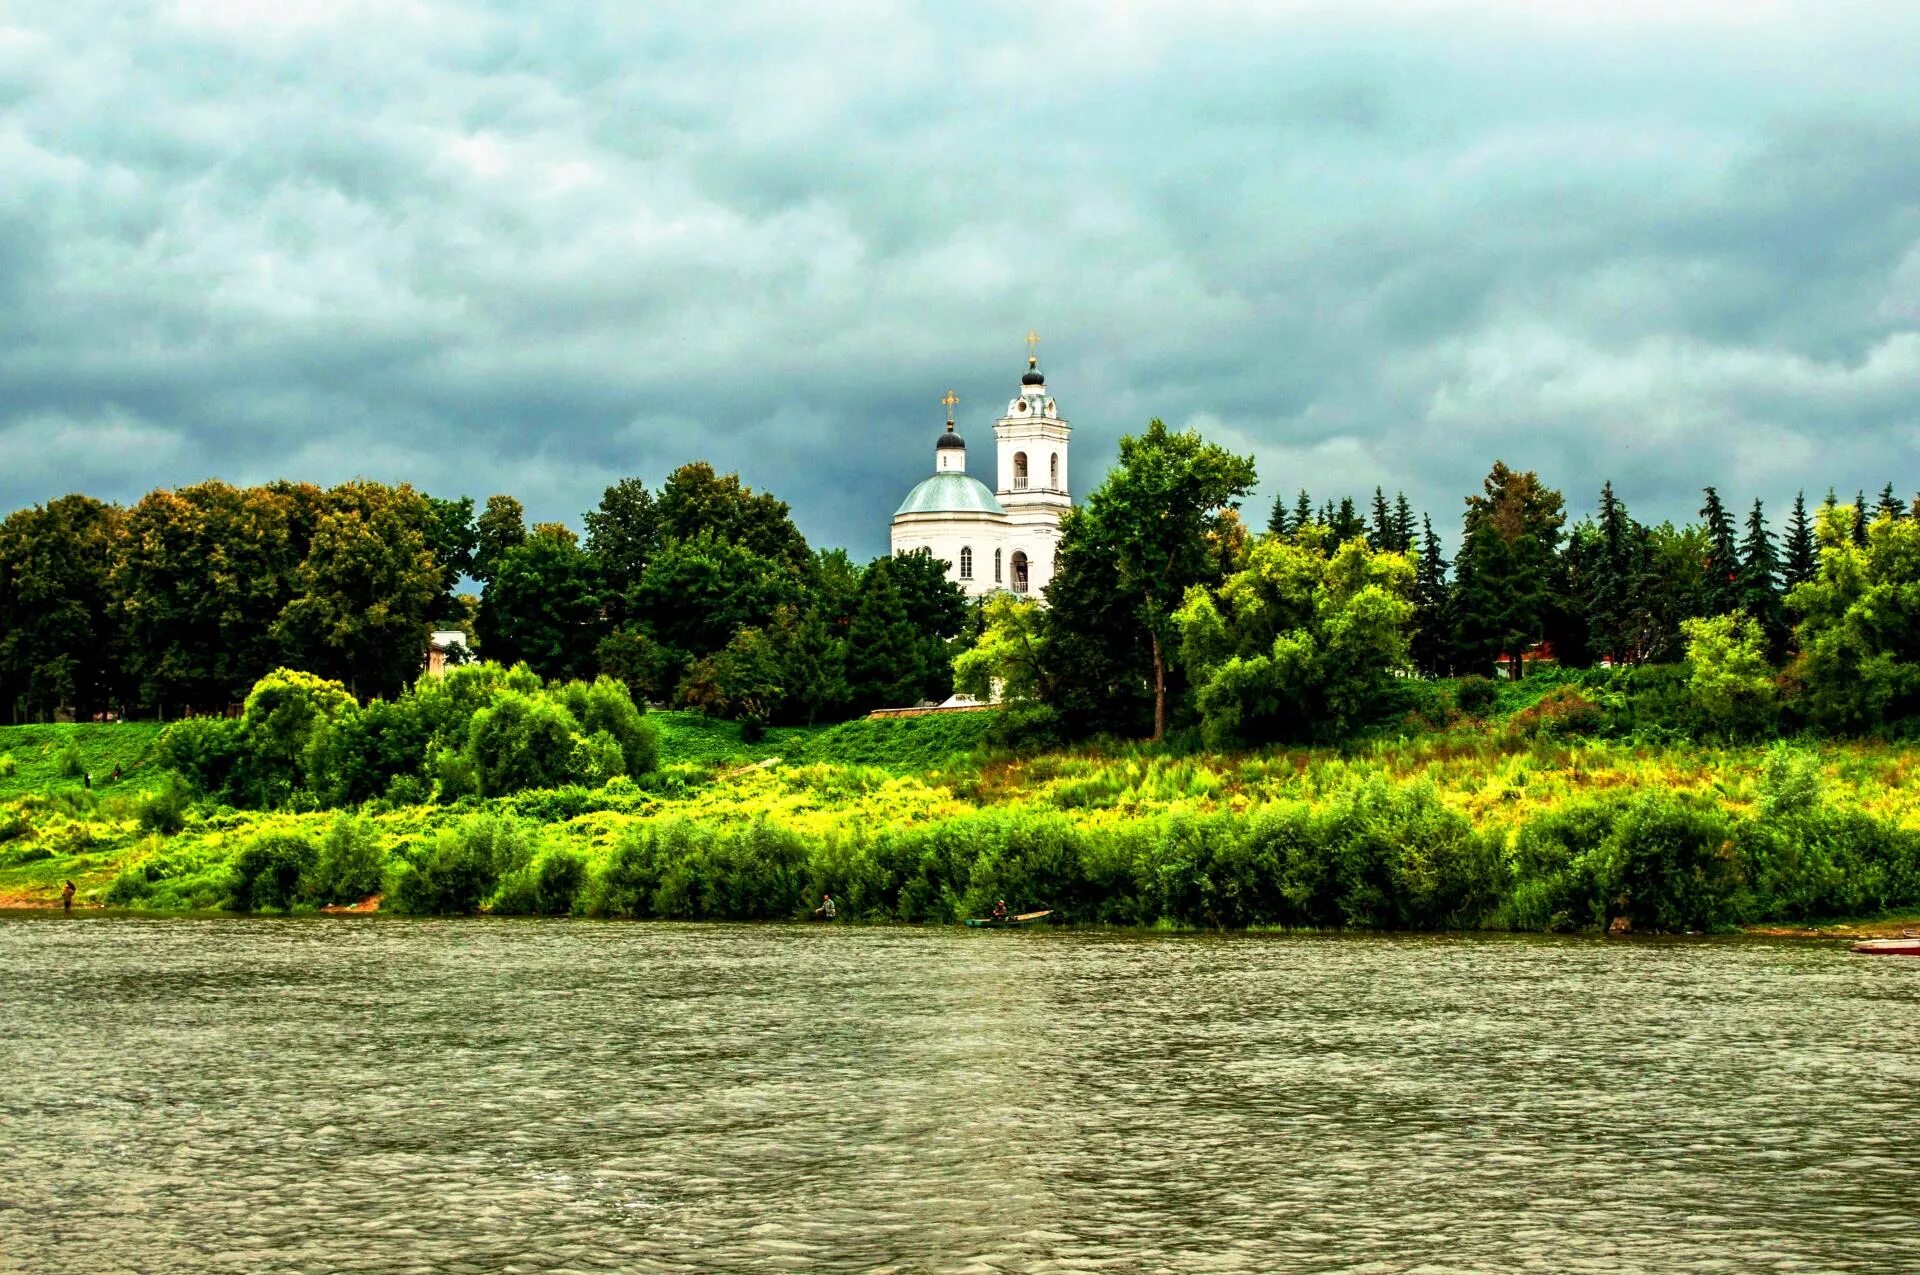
(1, 917), (1916, 1273)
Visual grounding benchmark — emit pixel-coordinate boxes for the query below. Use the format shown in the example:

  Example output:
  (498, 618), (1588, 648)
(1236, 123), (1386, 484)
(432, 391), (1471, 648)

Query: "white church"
(890, 338), (1072, 599)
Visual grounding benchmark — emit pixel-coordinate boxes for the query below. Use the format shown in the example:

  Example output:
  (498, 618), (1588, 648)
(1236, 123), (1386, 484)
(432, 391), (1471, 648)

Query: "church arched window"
(1049, 453), (1059, 489)
(1011, 550), (1029, 594)
(994, 548), (1003, 583)
(1013, 452), (1028, 490)
(959, 546), (973, 580)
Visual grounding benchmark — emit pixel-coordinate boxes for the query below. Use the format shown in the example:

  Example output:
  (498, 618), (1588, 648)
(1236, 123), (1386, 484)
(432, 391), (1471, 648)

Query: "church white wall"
(891, 513), (1009, 599)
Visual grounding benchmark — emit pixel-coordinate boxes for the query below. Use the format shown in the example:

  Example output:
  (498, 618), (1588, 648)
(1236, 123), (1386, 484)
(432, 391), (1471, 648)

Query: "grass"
(0, 722), (169, 803)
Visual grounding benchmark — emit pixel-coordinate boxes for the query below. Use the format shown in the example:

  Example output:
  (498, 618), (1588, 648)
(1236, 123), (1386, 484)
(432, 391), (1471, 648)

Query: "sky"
(3, 0), (1919, 557)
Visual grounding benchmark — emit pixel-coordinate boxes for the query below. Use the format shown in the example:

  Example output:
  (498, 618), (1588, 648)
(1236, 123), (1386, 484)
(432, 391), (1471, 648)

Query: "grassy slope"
(0, 722), (169, 802)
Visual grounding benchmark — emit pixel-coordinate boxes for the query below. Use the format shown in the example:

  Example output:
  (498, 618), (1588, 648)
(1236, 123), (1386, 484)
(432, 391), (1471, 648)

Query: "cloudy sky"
(4, 0), (1919, 556)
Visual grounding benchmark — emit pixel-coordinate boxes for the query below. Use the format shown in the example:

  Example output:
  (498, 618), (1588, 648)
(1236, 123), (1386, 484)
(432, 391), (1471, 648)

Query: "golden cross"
(941, 389), (959, 422)
(1025, 329), (1040, 355)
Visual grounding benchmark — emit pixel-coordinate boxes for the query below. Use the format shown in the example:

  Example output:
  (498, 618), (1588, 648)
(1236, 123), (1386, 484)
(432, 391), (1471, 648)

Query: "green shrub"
(157, 717), (246, 799)
(1454, 677), (1499, 716)
(465, 692), (580, 796)
(389, 813), (533, 914)
(56, 739), (86, 779)
(228, 833), (318, 912)
(137, 774), (193, 836)
(0, 752), (15, 778)
(1587, 793), (1739, 932)
(307, 814), (386, 905)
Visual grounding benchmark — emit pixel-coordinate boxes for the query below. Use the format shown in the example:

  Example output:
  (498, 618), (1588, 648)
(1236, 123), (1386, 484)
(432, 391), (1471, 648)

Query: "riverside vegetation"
(3, 660), (1920, 932)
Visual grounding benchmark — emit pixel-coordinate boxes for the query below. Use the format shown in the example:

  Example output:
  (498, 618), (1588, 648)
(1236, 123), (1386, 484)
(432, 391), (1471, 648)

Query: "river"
(1, 917), (1915, 1273)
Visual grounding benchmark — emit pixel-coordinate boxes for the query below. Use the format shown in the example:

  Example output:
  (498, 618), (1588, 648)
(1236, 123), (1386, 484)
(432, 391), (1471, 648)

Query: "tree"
(1066, 420), (1257, 740)
(1698, 487), (1740, 615)
(680, 626), (787, 724)
(1788, 506), (1920, 731)
(1331, 497), (1365, 547)
(1581, 480), (1644, 665)
(1041, 509), (1157, 738)
(117, 481), (310, 713)
(655, 462), (810, 570)
(0, 495), (127, 721)
(844, 557), (923, 711)
(272, 482), (442, 699)
(473, 494), (528, 584)
(477, 530), (604, 682)
(1877, 482), (1905, 522)
(583, 477), (659, 621)
(885, 548), (972, 704)
(1369, 487), (1394, 551)
(1852, 491), (1869, 547)
(1391, 493), (1416, 554)
(1451, 462), (1566, 679)
(422, 495), (477, 623)
(1267, 491), (1292, 537)
(1291, 490), (1313, 536)
(1782, 491), (1816, 589)
(953, 593), (1050, 704)
(1736, 498), (1786, 659)
(1410, 516), (1452, 677)
(632, 531), (801, 692)
(772, 604), (850, 724)
(1173, 534), (1416, 746)
(1682, 614), (1777, 737)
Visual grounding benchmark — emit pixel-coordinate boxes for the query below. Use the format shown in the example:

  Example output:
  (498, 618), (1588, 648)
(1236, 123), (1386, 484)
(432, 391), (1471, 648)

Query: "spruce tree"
(1852, 491), (1869, 546)
(1292, 489), (1313, 536)
(1782, 491), (1816, 589)
(1452, 462), (1566, 678)
(1698, 487), (1740, 614)
(1878, 482), (1905, 522)
(1333, 497), (1364, 546)
(1267, 491), (1291, 537)
(844, 558), (923, 711)
(1588, 480), (1637, 663)
(1370, 487), (1394, 551)
(1391, 493), (1415, 554)
(1737, 498), (1787, 657)
(1411, 515), (1452, 676)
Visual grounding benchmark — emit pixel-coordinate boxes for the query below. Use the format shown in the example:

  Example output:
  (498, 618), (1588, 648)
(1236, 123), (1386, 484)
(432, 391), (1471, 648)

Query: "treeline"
(0, 464), (967, 726)
(959, 422), (1920, 744)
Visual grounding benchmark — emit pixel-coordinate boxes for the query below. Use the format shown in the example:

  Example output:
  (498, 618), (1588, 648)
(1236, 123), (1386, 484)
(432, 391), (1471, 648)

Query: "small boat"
(1850, 933), (1920, 956)
(964, 910), (1052, 928)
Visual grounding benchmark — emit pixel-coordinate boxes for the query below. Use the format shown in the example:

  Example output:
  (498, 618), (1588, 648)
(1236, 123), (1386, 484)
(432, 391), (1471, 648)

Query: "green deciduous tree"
(1174, 533), (1416, 746)
(1788, 505), (1920, 732)
(472, 494), (528, 584)
(477, 528), (604, 682)
(0, 494), (127, 720)
(1065, 419), (1257, 740)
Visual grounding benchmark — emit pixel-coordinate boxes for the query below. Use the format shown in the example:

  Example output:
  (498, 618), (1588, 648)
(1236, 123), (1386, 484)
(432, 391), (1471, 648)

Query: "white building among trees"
(890, 339), (1072, 599)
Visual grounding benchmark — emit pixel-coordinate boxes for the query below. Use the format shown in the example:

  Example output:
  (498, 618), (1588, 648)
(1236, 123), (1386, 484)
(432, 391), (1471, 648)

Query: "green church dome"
(894, 472), (1006, 518)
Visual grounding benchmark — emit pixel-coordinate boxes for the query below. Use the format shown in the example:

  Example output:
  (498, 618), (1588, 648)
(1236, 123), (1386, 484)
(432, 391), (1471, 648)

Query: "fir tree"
(1452, 462), (1566, 679)
(1737, 498), (1787, 657)
(1878, 482), (1905, 522)
(1587, 480), (1638, 663)
(1370, 487), (1394, 551)
(1332, 497), (1364, 546)
(1267, 491), (1291, 537)
(1698, 487), (1740, 614)
(1292, 489), (1313, 536)
(1391, 493), (1416, 554)
(844, 558), (922, 711)
(1782, 491), (1815, 589)
(1410, 515), (1452, 676)
(1852, 491), (1869, 546)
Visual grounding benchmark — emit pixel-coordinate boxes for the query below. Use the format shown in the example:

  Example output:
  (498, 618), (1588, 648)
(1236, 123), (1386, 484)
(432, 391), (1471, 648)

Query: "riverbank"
(5, 716), (1920, 931)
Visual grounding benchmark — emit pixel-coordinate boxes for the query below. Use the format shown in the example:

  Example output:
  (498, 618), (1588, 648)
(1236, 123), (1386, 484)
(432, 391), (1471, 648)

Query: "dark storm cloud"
(3, 0), (1919, 555)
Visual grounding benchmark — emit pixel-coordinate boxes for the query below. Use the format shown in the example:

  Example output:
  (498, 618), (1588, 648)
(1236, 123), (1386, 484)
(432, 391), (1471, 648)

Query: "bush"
(1587, 793), (1740, 932)
(465, 692), (581, 796)
(1454, 677), (1499, 716)
(56, 739), (86, 779)
(137, 774), (193, 836)
(307, 814), (386, 905)
(158, 717), (246, 800)
(228, 833), (318, 912)
(389, 814), (534, 914)
(0, 752), (16, 778)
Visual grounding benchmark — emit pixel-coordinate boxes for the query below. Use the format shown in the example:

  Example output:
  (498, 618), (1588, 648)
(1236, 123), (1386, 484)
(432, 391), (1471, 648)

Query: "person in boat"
(991, 899), (1008, 921)
(60, 881), (76, 913)
(813, 893), (836, 920)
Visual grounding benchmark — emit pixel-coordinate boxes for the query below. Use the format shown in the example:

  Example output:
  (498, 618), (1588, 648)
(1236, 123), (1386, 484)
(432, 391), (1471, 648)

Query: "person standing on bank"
(61, 881), (76, 913)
